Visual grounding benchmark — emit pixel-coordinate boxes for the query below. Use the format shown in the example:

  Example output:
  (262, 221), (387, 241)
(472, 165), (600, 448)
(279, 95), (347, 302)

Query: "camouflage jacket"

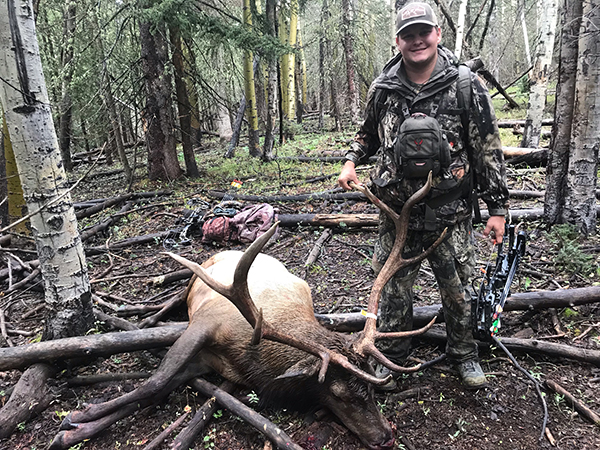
(346, 46), (509, 230)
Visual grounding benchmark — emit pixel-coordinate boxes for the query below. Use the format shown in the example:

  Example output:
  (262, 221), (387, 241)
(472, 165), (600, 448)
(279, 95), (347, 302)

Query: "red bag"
(201, 216), (234, 243)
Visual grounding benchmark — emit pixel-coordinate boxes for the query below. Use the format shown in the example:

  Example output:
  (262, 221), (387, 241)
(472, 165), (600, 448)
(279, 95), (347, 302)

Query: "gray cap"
(396, 2), (439, 35)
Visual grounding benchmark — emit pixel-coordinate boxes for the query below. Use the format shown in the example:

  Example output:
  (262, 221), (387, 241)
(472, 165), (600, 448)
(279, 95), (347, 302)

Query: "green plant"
(213, 409), (223, 419)
(547, 224), (594, 275)
(247, 391), (259, 404)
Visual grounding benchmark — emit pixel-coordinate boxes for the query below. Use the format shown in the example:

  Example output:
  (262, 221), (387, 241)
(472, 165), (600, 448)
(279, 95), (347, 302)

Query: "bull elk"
(49, 174), (445, 450)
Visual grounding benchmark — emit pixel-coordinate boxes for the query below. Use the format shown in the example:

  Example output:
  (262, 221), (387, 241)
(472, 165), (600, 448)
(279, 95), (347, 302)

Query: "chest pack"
(394, 99), (451, 179)
(379, 65), (472, 181)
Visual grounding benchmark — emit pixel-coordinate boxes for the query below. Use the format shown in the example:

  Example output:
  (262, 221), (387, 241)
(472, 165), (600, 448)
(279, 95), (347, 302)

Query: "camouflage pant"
(373, 214), (478, 363)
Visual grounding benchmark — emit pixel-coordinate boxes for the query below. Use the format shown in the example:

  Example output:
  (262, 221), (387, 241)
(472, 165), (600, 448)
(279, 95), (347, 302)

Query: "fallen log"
(279, 213), (379, 228)
(0, 325), (186, 371)
(172, 381), (235, 450)
(497, 119), (553, 128)
(421, 327), (600, 366)
(190, 378), (304, 450)
(316, 286), (600, 331)
(207, 190), (365, 203)
(0, 363), (56, 438)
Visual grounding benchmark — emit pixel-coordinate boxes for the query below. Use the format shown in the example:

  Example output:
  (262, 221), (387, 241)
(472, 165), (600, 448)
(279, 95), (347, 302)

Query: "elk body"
(49, 176), (441, 450)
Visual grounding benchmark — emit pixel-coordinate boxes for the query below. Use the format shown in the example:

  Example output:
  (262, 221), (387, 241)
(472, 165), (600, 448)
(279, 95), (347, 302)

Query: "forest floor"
(1, 131), (600, 450)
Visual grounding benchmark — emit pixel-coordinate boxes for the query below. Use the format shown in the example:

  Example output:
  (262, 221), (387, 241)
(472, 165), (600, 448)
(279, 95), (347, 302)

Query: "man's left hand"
(483, 215), (506, 244)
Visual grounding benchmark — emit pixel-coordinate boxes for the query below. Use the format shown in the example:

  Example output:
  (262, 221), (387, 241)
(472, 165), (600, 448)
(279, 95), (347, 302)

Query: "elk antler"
(350, 173), (447, 373)
(163, 224), (392, 386)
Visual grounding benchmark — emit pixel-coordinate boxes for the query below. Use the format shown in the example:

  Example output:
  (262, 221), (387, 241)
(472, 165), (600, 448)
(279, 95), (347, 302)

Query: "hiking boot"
(374, 364), (397, 392)
(456, 360), (488, 389)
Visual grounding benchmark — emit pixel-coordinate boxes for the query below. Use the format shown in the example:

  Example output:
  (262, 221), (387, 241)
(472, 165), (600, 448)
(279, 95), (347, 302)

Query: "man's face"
(396, 24), (441, 70)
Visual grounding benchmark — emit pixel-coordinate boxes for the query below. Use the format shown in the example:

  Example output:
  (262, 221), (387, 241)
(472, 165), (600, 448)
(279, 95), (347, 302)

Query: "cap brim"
(396, 20), (438, 35)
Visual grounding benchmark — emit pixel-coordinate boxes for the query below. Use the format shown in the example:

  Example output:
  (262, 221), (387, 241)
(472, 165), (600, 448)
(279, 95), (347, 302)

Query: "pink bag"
(229, 203), (277, 243)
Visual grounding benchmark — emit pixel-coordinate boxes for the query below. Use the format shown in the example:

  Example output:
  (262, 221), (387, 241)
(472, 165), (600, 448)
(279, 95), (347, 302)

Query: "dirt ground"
(1, 150), (600, 450)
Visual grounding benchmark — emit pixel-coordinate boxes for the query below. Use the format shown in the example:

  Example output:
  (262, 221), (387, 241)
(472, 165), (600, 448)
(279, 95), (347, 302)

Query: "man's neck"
(404, 61), (436, 85)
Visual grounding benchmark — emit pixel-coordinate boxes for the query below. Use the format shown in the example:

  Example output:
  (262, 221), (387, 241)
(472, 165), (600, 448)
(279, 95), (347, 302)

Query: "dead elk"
(49, 175), (442, 450)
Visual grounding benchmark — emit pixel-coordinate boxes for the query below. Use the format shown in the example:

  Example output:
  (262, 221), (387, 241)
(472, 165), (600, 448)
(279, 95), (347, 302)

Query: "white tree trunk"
(520, 0), (531, 66)
(454, 0), (469, 59)
(564, 0), (600, 235)
(0, 0), (93, 338)
(521, 0), (558, 148)
(216, 102), (233, 143)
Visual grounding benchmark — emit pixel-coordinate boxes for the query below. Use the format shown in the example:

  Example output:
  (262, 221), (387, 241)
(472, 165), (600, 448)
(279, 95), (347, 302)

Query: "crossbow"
(472, 224), (527, 341)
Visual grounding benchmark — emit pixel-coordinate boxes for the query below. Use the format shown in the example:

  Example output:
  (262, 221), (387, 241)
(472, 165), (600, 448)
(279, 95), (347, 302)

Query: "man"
(338, 2), (508, 389)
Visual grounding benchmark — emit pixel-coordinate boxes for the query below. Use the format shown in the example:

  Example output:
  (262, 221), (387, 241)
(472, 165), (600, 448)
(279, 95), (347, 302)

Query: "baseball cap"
(396, 2), (439, 35)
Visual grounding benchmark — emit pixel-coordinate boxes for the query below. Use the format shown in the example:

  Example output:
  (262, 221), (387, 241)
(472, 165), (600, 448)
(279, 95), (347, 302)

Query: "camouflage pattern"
(346, 46), (509, 363)
(373, 215), (477, 363)
(346, 46), (509, 230)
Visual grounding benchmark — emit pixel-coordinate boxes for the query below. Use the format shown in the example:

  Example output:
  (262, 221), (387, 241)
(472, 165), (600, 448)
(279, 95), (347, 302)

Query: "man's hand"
(483, 215), (506, 244)
(338, 160), (361, 191)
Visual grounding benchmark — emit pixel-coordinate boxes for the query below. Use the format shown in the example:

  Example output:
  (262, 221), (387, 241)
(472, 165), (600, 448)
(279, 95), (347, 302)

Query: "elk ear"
(275, 356), (320, 380)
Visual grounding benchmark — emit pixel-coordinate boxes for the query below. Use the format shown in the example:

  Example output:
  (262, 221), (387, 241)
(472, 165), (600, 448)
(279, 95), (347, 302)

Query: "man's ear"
(436, 27), (442, 44)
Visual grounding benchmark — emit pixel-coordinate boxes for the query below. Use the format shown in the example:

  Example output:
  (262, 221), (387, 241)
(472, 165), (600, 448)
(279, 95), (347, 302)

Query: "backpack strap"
(456, 64), (481, 223)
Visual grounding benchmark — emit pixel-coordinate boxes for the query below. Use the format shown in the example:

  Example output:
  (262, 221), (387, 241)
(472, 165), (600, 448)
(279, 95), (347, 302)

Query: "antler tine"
(350, 173), (447, 357)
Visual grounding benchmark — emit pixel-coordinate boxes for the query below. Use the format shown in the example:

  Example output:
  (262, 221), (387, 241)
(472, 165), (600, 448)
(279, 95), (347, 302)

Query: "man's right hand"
(338, 160), (361, 191)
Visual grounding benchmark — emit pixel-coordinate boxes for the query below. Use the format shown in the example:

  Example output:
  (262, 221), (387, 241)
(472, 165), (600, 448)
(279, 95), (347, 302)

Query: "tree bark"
(139, 13), (182, 181)
(341, 0), (360, 125)
(57, 0), (76, 172)
(262, 0), (278, 160)
(242, 0), (261, 157)
(544, 0), (582, 225)
(454, 0), (469, 60)
(0, 0), (94, 339)
(521, 0), (557, 148)
(562, 0), (600, 235)
(170, 26), (200, 178)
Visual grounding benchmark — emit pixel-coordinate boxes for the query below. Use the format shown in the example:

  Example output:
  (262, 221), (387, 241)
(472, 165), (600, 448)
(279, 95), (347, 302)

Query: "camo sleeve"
(467, 74), (509, 216)
(345, 87), (382, 165)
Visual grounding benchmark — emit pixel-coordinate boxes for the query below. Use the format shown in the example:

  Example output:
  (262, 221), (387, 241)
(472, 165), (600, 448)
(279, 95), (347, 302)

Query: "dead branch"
(546, 379), (600, 426)
(75, 190), (172, 220)
(171, 381), (235, 450)
(138, 288), (187, 328)
(0, 363), (56, 438)
(0, 325), (186, 371)
(85, 231), (172, 256)
(143, 411), (189, 450)
(305, 228), (333, 267)
(66, 372), (151, 386)
(80, 201), (135, 242)
(190, 378), (304, 450)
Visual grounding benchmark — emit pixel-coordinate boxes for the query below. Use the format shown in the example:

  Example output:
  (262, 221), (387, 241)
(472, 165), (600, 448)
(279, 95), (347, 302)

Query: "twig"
(4, 267), (41, 294)
(573, 325), (594, 342)
(544, 427), (557, 446)
(22, 303), (44, 319)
